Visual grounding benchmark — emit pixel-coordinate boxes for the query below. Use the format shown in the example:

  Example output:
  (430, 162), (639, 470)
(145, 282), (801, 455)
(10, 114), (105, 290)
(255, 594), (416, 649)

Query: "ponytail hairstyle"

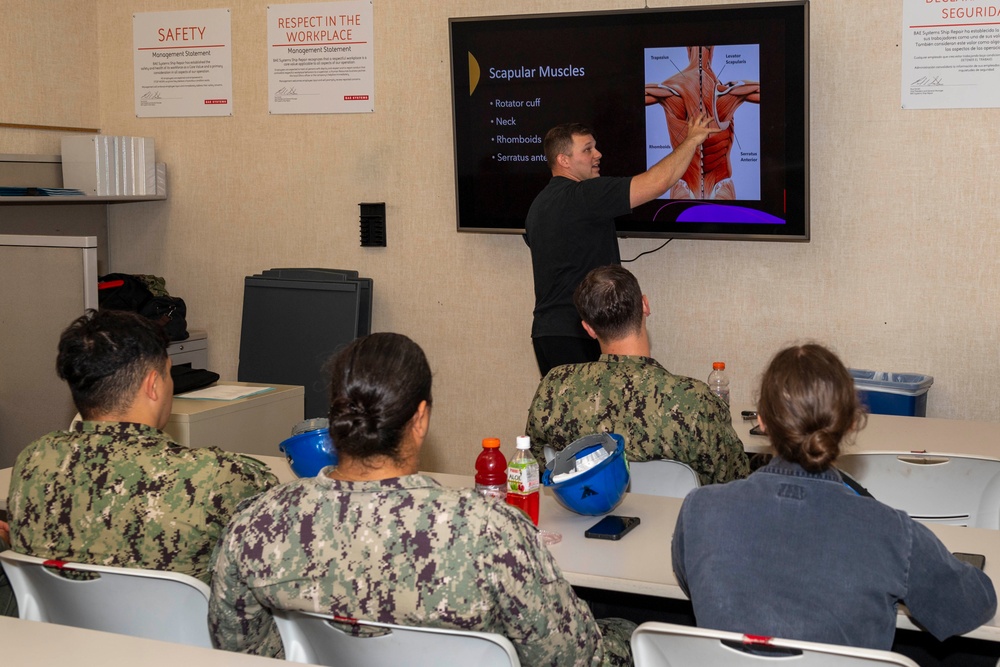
(327, 333), (432, 465)
(757, 343), (867, 473)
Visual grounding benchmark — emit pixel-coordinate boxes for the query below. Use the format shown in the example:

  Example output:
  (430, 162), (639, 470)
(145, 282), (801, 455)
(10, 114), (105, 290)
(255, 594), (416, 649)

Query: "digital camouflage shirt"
(209, 472), (635, 667)
(7, 421), (277, 584)
(525, 355), (750, 485)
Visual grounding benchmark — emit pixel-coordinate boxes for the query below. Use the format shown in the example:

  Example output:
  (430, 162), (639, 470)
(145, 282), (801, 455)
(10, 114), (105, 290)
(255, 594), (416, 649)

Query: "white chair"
(631, 622), (919, 666)
(837, 452), (1000, 528)
(0, 550), (212, 647)
(546, 444), (701, 499)
(272, 608), (521, 667)
(628, 460), (701, 498)
(542, 445), (559, 464)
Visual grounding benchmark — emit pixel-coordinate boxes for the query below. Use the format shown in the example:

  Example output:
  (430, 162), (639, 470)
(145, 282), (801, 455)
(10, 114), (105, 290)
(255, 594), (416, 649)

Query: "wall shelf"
(0, 192), (166, 204)
(0, 152), (168, 276)
(0, 153), (167, 204)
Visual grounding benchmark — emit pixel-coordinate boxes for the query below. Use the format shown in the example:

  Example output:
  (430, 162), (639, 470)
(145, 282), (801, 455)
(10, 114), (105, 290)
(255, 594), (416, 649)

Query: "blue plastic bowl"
(279, 426), (337, 478)
(542, 433), (630, 516)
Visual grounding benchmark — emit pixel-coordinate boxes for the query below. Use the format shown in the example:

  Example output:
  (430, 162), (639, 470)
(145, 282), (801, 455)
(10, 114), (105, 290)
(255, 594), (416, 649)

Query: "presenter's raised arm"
(629, 112), (720, 208)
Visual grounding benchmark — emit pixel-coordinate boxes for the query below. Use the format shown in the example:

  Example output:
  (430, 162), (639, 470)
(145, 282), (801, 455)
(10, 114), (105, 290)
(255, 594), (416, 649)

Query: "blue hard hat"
(279, 418), (338, 478)
(542, 433), (630, 515)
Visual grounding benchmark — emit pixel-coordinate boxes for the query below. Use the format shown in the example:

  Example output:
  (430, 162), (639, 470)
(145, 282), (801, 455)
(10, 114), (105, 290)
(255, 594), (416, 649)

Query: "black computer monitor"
(239, 275), (361, 419)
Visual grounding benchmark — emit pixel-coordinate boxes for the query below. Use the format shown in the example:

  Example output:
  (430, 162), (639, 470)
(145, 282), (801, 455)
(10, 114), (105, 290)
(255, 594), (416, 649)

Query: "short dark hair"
(327, 333), (433, 465)
(573, 265), (644, 341)
(57, 309), (170, 419)
(543, 122), (594, 168)
(757, 343), (867, 473)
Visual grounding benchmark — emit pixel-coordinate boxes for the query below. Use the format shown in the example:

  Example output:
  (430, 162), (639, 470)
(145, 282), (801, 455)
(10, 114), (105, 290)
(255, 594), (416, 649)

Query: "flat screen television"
(449, 1), (809, 241)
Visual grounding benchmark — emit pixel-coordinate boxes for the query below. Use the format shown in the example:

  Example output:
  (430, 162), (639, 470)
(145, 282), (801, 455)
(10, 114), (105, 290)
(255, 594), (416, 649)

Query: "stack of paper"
(61, 135), (156, 196)
(0, 187), (86, 196)
(176, 386), (275, 401)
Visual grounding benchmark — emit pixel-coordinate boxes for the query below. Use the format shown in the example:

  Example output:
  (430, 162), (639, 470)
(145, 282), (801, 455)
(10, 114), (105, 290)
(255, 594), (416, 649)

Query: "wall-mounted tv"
(449, 1), (809, 241)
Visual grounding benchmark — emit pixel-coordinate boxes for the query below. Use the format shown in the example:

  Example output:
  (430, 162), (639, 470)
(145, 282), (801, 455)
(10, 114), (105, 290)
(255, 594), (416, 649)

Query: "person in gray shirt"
(673, 343), (996, 650)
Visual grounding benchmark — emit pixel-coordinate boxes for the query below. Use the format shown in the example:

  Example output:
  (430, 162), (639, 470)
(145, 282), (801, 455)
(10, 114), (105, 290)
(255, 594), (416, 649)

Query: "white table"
(442, 472), (1000, 642)
(252, 456), (1000, 642)
(256, 454), (295, 484)
(2, 616), (287, 666)
(733, 404), (1000, 458)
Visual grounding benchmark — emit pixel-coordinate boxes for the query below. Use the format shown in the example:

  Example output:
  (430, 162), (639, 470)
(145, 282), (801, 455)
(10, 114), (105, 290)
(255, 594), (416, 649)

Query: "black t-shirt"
(524, 176), (632, 338)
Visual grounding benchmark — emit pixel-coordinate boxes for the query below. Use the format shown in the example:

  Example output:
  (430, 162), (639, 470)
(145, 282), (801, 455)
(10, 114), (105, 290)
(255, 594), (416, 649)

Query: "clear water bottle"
(708, 361), (730, 405)
(505, 436), (540, 525)
(474, 437), (507, 500)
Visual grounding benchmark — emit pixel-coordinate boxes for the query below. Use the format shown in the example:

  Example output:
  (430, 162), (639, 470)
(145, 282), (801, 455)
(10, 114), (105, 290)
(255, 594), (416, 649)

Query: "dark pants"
(532, 336), (601, 377)
(0, 534), (17, 618)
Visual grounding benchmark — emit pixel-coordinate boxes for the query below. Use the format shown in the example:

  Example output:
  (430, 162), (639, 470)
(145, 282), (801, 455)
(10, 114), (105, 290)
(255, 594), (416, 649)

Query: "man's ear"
(642, 295), (651, 317)
(555, 152), (571, 169)
(581, 320), (599, 340)
(141, 368), (161, 403)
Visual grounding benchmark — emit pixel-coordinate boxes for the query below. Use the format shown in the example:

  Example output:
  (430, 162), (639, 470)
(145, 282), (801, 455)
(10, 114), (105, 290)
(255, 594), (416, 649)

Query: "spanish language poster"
(902, 0), (1000, 109)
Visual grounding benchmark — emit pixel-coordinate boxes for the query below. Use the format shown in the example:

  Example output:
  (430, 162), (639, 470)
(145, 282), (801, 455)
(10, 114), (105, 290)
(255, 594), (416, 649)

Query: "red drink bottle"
(474, 437), (507, 500)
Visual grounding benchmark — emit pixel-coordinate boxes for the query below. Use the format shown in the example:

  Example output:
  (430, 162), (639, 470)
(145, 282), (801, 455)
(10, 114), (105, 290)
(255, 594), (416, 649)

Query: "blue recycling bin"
(849, 369), (934, 417)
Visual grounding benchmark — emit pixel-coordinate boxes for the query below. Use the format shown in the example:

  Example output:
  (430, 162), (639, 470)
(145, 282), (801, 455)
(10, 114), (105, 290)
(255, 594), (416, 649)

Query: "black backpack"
(98, 273), (189, 342)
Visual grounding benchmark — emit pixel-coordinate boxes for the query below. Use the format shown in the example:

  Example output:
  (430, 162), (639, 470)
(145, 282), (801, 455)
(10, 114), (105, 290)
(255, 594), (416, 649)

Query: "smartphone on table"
(584, 515), (640, 541)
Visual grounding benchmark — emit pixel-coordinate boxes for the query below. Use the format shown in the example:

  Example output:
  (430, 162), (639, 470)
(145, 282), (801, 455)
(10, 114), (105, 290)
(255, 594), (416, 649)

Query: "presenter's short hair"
(544, 122), (594, 168)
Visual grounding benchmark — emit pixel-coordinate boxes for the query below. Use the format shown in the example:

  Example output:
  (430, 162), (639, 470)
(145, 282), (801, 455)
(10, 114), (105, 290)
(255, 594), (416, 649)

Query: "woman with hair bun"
(209, 332), (634, 666)
(672, 343), (996, 650)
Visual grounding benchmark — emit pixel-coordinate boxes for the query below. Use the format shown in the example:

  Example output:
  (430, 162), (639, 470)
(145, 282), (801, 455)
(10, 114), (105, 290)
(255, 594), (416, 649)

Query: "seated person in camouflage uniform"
(209, 332), (636, 667)
(6, 309), (277, 589)
(525, 265), (749, 485)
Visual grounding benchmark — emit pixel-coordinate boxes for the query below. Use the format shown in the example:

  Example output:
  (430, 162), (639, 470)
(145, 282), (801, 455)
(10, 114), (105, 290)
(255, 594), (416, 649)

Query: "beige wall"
(0, 0), (99, 152)
(5, 0), (999, 473)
